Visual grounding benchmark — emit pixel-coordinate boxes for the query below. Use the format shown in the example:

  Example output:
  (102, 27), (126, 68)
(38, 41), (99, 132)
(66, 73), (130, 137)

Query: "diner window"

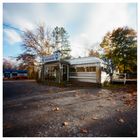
(70, 67), (76, 72)
(45, 66), (58, 80)
(86, 66), (96, 72)
(76, 67), (85, 72)
(12, 73), (17, 77)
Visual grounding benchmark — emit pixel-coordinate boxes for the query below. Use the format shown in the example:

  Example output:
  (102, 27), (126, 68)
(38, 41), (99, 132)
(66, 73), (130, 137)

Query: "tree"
(20, 25), (71, 61)
(3, 58), (17, 69)
(52, 26), (71, 59)
(88, 49), (100, 57)
(22, 24), (53, 57)
(16, 53), (37, 78)
(18, 24), (54, 78)
(100, 27), (137, 73)
(17, 53), (36, 69)
(18, 24), (71, 79)
(111, 27), (137, 73)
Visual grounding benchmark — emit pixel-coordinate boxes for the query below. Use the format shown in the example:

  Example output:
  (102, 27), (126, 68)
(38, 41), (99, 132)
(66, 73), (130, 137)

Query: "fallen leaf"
(124, 99), (136, 106)
(63, 121), (69, 126)
(122, 96), (126, 99)
(75, 94), (79, 97)
(80, 116), (85, 120)
(80, 128), (88, 133)
(92, 117), (98, 120)
(53, 107), (60, 111)
(128, 94), (132, 98)
(115, 109), (122, 112)
(119, 118), (125, 123)
(131, 92), (137, 96)
(4, 123), (13, 129)
(97, 94), (100, 97)
(107, 98), (112, 100)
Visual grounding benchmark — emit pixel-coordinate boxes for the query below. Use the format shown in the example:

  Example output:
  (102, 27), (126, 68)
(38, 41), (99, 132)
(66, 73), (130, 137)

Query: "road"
(3, 80), (137, 137)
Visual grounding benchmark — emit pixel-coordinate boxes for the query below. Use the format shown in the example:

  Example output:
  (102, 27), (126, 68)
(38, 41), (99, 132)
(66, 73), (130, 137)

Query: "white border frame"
(1, 0), (139, 140)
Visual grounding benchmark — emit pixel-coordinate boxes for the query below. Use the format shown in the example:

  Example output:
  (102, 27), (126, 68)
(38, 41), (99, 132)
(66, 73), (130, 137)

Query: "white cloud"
(3, 3), (80, 30)
(70, 33), (92, 57)
(4, 29), (22, 44)
(3, 3), (137, 58)
(71, 3), (137, 57)
(85, 4), (130, 43)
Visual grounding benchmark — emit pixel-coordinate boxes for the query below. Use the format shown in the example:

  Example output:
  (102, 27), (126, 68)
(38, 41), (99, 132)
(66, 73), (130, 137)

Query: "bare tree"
(22, 24), (53, 57)
(18, 24), (71, 79)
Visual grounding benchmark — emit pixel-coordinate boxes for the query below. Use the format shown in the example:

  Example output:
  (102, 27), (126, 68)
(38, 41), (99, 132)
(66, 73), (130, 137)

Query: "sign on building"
(42, 52), (60, 63)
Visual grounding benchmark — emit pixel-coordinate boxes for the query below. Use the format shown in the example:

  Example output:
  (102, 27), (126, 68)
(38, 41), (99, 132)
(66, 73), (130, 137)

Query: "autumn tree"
(52, 26), (71, 59)
(19, 25), (71, 61)
(88, 49), (100, 57)
(100, 27), (137, 73)
(3, 58), (17, 69)
(16, 53), (37, 78)
(22, 24), (53, 57)
(17, 24), (71, 78)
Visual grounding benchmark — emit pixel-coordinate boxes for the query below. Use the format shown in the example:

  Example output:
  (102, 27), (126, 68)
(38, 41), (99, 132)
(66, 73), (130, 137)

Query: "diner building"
(39, 52), (110, 84)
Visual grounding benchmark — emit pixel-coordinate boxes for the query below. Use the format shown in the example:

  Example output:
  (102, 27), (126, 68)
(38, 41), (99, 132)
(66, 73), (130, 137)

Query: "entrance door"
(63, 65), (68, 81)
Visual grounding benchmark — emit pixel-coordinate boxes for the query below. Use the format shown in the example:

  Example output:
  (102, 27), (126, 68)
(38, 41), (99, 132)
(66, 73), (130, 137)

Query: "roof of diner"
(66, 56), (105, 65)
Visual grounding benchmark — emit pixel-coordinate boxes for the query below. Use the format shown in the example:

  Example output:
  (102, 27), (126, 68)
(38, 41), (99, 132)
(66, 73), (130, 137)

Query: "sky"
(3, 3), (137, 60)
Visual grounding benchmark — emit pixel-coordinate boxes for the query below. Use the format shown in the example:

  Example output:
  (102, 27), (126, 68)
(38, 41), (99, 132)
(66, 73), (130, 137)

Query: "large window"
(70, 66), (96, 72)
(70, 67), (76, 72)
(76, 67), (85, 72)
(86, 66), (96, 72)
(12, 73), (17, 77)
(45, 66), (59, 81)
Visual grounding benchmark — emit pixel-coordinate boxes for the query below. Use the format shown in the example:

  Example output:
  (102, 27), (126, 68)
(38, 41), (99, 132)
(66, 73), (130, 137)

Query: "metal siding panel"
(69, 72), (97, 83)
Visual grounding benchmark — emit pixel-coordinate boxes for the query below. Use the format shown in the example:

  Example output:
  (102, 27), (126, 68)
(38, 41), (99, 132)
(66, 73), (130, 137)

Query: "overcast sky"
(3, 3), (137, 59)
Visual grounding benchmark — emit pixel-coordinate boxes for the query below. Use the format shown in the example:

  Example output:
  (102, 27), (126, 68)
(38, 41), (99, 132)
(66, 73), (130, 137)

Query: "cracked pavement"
(3, 80), (137, 137)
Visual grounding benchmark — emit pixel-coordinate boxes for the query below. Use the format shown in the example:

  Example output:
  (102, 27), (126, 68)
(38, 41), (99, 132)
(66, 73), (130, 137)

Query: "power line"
(3, 23), (25, 33)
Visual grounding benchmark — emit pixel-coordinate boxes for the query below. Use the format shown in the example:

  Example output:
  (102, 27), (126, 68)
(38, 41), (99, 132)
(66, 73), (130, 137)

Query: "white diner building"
(39, 52), (110, 85)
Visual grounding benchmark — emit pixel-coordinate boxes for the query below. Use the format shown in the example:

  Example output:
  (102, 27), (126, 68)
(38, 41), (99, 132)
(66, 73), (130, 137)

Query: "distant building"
(3, 69), (28, 79)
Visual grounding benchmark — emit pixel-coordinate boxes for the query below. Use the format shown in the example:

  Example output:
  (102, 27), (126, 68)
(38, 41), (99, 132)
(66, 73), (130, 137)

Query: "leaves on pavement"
(118, 118), (125, 123)
(80, 128), (88, 133)
(92, 116), (98, 120)
(115, 108), (122, 112)
(63, 121), (69, 126)
(53, 107), (60, 111)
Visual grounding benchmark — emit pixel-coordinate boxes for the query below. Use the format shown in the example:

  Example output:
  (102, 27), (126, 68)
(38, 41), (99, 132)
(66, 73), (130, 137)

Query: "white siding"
(69, 72), (97, 83)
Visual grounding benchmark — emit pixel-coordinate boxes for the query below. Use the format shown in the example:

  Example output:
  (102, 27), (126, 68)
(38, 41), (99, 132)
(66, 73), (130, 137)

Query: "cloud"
(84, 4), (130, 42)
(4, 29), (22, 45)
(71, 3), (137, 57)
(70, 33), (92, 57)
(3, 3), (137, 58)
(3, 3), (81, 30)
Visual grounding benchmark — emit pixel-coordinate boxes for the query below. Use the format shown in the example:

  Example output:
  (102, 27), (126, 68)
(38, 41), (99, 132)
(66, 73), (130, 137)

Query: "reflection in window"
(45, 66), (59, 81)
(70, 67), (76, 72)
(86, 66), (96, 72)
(76, 67), (85, 72)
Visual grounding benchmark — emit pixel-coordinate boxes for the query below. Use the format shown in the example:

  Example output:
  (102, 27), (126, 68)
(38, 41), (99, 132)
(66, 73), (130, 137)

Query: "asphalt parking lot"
(3, 80), (137, 137)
